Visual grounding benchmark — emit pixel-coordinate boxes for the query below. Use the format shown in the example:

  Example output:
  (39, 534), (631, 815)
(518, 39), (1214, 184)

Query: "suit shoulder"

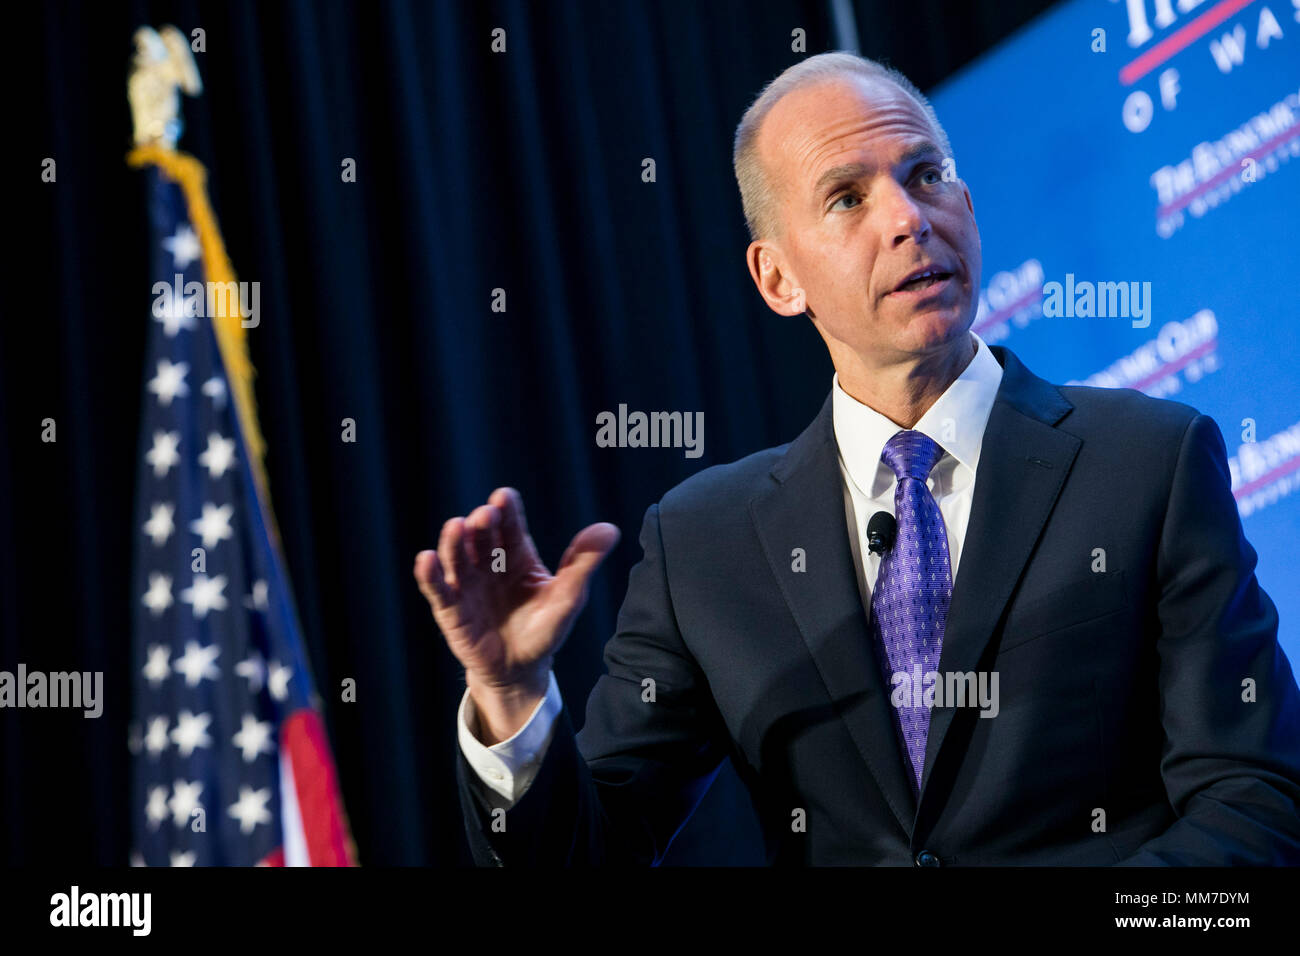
(656, 441), (790, 517)
(1057, 383), (1205, 440)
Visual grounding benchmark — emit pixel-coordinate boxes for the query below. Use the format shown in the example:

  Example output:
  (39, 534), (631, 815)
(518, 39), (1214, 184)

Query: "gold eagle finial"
(128, 25), (203, 148)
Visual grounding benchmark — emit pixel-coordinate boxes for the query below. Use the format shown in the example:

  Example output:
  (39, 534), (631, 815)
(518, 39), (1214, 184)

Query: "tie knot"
(881, 430), (945, 482)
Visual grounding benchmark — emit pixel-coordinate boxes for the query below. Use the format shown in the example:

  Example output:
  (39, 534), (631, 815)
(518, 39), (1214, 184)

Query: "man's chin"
(898, 310), (971, 352)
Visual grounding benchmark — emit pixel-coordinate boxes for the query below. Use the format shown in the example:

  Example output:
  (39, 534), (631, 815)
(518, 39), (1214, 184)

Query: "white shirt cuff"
(457, 670), (562, 807)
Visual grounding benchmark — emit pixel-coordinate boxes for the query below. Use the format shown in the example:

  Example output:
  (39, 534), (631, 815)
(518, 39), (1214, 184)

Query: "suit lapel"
(917, 346), (1079, 807)
(751, 391), (918, 835)
(750, 345), (1080, 837)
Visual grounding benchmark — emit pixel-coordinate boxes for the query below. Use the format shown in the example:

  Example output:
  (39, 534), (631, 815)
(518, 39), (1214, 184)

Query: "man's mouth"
(890, 267), (955, 295)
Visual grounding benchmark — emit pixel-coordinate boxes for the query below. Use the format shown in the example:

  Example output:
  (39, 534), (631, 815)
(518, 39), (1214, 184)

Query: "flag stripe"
(284, 710), (354, 866)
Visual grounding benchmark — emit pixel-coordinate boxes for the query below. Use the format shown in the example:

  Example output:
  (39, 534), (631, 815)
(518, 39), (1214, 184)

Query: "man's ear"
(746, 240), (805, 317)
(962, 182), (975, 216)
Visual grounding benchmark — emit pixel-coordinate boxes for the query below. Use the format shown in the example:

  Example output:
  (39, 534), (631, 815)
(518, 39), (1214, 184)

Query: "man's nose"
(878, 181), (931, 247)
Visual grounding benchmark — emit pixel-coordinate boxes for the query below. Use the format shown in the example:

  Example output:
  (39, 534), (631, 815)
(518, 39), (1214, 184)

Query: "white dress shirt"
(458, 331), (1005, 810)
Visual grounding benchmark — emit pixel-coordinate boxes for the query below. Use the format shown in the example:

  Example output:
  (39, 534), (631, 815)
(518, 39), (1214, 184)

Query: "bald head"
(733, 52), (952, 241)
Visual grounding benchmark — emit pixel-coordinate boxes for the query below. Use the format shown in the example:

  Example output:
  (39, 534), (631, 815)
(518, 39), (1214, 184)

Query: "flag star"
(243, 580), (269, 611)
(228, 786), (273, 835)
(143, 502), (176, 546)
(180, 574), (228, 619)
(141, 646), (171, 689)
(235, 651), (266, 693)
(173, 640), (221, 686)
(143, 715), (170, 756)
(147, 359), (190, 406)
(168, 779), (204, 828)
(130, 851), (147, 868)
(145, 786), (170, 830)
(162, 224), (201, 268)
(202, 376), (228, 410)
(142, 573), (174, 617)
(170, 850), (197, 867)
(152, 284), (198, 337)
(198, 433), (238, 480)
(144, 432), (182, 479)
(170, 710), (213, 757)
(232, 714), (275, 762)
(190, 502), (234, 549)
(268, 661), (294, 702)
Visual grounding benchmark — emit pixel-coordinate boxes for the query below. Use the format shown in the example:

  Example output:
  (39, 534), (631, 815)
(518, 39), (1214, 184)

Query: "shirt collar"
(832, 331), (1004, 498)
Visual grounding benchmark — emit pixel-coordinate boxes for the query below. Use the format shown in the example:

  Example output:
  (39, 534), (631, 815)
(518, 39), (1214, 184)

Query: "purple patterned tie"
(870, 429), (953, 793)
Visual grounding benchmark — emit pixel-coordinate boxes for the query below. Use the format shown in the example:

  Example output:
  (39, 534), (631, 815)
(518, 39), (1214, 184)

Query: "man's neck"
(835, 333), (978, 429)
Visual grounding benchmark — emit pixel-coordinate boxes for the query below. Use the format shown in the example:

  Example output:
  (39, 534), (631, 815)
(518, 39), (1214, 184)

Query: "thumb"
(552, 522), (621, 602)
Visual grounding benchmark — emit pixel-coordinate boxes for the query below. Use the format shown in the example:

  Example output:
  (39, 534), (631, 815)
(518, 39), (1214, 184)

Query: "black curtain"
(6, 0), (1057, 865)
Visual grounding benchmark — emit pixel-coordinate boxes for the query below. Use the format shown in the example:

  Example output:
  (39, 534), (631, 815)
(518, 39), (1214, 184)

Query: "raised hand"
(414, 487), (620, 743)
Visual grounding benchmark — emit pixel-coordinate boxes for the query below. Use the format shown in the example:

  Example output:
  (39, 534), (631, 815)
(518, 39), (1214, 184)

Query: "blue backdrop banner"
(929, 0), (1300, 665)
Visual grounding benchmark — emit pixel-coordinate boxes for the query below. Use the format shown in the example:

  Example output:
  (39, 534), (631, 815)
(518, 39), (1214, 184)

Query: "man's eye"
(830, 192), (861, 210)
(917, 167), (942, 185)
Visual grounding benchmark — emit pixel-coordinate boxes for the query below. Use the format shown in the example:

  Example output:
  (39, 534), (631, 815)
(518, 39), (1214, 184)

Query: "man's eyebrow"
(900, 141), (942, 165)
(811, 142), (943, 199)
(813, 162), (872, 199)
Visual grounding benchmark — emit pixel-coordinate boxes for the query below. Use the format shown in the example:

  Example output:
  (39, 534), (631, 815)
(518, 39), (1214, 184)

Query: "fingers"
(418, 489), (547, 611)
(491, 487), (530, 552)
(553, 522), (621, 603)
(426, 501), (501, 600)
(413, 548), (454, 610)
(437, 516), (469, 590)
(464, 503), (501, 567)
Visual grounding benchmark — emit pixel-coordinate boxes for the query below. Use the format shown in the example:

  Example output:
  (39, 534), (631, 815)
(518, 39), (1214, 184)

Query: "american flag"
(127, 154), (354, 866)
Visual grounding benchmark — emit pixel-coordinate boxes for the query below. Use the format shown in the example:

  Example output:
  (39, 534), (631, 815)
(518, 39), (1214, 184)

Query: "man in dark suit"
(413, 52), (1300, 865)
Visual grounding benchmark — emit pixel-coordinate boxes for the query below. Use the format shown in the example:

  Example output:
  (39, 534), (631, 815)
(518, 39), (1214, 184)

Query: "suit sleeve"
(456, 501), (732, 865)
(1116, 414), (1300, 865)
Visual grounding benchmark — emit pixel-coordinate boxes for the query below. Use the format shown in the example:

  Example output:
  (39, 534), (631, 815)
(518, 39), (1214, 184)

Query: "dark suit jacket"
(457, 344), (1300, 865)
